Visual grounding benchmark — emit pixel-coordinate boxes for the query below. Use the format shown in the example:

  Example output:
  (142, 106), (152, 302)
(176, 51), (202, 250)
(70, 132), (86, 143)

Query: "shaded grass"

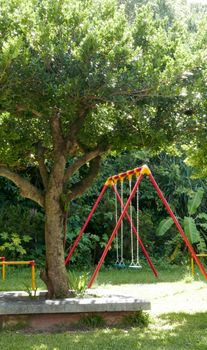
(0, 263), (205, 292)
(0, 312), (207, 349)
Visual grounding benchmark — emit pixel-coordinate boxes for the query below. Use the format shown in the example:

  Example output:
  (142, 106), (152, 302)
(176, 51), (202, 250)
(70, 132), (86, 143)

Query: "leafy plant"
(68, 271), (89, 296)
(121, 311), (150, 328)
(157, 188), (207, 255)
(187, 188), (204, 215)
(0, 232), (32, 259)
(79, 314), (106, 328)
(156, 217), (174, 236)
(23, 283), (38, 299)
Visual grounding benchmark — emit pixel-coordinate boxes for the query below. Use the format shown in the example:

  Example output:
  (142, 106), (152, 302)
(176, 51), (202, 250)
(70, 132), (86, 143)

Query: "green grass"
(0, 263), (205, 292)
(0, 266), (45, 292)
(0, 264), (207, 349)
(94, 265), (190, 286)
(0, 313), (207, 349)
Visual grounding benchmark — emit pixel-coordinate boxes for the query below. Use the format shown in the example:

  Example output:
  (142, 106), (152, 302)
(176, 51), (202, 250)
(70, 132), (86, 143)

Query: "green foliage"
(0, 202), (45, 263)
(68, 271), (89, 296)
(187, 187), (204, 215)
(121, 311), (150, 328)
(0, 0), (201, 166)
(23, 283), (38, 299)
(156, 217), (174, 236)
(79, 314), (106, 328)
(183, 216), (201, 244)
(157, 185), (207, 256)
(0, 232), (31, 259)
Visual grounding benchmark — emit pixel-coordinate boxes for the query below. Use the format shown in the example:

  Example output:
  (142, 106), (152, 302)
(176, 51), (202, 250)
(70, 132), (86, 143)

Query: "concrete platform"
(0, 291), (150, 330)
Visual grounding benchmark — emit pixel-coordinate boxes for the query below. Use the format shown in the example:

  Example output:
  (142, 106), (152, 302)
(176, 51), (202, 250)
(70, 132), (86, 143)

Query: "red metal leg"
(65, 184), (108, 265)
(87, 173), (143, 288)
(149, 173), (207, 281)
(112, 185), (158, 277)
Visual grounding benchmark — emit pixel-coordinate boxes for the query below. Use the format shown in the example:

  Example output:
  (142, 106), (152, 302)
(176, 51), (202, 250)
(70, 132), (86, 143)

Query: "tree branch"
(83, 88), (152, 104)
(50, 111), (65, 154)
(64, 146), (106, 182)
(65, 106), (90, 154)
(16, 105), (42, 118)
(37, 143), (49, 190)
(67, 156), (102, 202)
(0, 166), (44, 207)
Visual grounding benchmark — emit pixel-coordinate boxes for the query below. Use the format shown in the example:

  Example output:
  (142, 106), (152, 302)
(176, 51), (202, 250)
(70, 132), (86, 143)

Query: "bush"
(79, 314), (106, 328)
(121, 311), (150, 328)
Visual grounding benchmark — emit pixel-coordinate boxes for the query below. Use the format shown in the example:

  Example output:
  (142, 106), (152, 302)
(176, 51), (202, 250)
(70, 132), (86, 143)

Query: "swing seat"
(114, 261), (126, 269)
(129, 264), (142, 269)
(114, 262), (120, 268)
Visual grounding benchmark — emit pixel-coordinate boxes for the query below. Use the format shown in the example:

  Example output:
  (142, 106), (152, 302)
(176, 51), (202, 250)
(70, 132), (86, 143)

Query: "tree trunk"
(41, 193), (69, 298)
(40, 154), (70, 299)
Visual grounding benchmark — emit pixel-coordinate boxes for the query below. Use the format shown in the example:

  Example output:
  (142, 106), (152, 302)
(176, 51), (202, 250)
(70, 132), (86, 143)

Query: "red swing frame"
(65, 165), (207, 288)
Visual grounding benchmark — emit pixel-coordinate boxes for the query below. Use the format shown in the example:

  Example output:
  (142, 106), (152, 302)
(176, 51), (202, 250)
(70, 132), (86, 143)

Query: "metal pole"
(1, 257), (6, 281)
(191, 257), (194, 278)
(149, 173), (207, 281)
(65, 184), (108, 265)
(88, 173), (143, 288)
(112, 185), (158, 277)
(31, 260), (36, 290)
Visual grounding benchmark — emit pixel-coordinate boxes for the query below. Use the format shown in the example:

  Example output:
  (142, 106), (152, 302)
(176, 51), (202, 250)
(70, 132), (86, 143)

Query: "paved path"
(92, 281), (207, 315)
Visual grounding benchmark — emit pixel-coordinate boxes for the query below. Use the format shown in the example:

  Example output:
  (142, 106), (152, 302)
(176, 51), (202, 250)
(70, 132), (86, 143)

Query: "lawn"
(0, 312), (207, 350)
(0, 263), (207, 350)
(0, 262), (204, 292)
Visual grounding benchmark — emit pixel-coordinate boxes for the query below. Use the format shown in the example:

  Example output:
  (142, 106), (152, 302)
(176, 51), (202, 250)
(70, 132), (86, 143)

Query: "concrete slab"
(0, 290), (150, 330)
(0, 291), (150, 315)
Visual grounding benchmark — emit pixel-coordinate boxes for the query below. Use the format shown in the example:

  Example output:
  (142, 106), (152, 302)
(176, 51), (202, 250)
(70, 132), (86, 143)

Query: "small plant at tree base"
(68, 271), (89, 296)
(23, 283), (38, 299)
(79, 314), (106, 328)
(121, 311), (150, 328)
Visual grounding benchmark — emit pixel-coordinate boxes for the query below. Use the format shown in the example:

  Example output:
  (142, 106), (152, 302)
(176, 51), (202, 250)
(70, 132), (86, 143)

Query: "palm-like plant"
(157, 187), (207, 257)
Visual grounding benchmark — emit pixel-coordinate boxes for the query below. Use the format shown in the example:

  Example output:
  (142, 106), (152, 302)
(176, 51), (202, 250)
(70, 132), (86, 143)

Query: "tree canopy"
(0, 0), (198, 171)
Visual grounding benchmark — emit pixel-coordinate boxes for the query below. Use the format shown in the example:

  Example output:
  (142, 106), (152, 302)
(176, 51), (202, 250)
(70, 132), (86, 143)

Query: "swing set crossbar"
(65, 164), (207, 288)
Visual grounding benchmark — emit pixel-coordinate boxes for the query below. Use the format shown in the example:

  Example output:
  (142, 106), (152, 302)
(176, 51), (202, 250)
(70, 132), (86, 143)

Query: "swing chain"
(120, 179), (124, 265)
(114, 183), (119, 264)
(129, 177), (135, 267)
(136, 185), (140, 266)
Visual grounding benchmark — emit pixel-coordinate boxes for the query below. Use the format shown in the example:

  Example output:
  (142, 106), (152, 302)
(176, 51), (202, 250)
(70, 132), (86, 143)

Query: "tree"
(0, 0), (195, 297)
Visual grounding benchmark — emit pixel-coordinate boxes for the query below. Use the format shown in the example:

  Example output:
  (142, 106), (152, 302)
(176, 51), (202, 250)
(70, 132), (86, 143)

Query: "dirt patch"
(93, 281), (207, 315)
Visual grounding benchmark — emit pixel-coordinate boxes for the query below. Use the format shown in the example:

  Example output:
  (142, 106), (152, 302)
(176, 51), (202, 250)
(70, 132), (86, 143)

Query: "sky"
(188, 0), (207, 3)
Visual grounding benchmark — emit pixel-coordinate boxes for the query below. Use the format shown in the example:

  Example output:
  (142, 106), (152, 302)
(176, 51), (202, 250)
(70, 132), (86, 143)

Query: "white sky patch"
(188, 0), (207, 4)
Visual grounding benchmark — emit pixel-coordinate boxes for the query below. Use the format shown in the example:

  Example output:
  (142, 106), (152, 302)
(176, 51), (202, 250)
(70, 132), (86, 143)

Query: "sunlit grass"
(93, 265), (189, 286)
(0, 313), (207, 350)
(0, 266), (45, 292)
(0, 262), (205, 292)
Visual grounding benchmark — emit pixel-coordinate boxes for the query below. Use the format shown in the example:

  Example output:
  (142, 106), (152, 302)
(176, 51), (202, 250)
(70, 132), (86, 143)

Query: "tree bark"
(42, 195), (69, 298)
(40, 120), (68, 298)
(42, 174), (69, 298)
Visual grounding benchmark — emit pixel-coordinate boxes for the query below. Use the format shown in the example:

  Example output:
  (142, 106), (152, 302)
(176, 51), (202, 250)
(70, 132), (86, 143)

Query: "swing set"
(114, 173), (142, 269)
(65, 164), (207, 288)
